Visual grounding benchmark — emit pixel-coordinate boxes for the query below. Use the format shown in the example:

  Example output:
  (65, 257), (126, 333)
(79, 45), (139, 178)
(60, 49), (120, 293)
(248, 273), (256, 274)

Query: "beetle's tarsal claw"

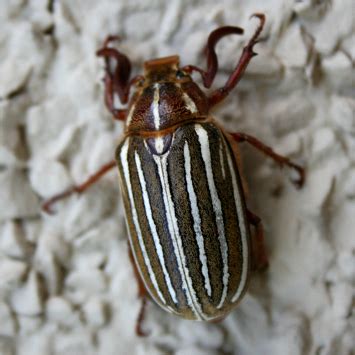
(97, 35), (121, 53)
(250, 13), (265, 20)
(249, 13), (266, 27)
(248, 13), (266, 47)
(41, 201), (56, 215)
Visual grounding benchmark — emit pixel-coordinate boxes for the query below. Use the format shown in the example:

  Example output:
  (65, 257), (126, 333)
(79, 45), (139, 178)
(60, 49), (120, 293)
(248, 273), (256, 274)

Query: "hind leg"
(247, 209), (269, 271)
(230, 132), (305, 188)
(127, 243), (150, 337)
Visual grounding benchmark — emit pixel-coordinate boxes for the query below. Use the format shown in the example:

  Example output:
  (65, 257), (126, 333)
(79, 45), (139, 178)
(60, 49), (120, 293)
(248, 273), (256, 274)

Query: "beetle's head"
(143, 55), (189, 85)
(126, 55), (209, 133)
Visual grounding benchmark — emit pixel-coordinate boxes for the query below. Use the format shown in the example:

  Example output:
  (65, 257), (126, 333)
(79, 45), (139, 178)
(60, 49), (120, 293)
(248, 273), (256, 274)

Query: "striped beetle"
(43, 14), (304, 334)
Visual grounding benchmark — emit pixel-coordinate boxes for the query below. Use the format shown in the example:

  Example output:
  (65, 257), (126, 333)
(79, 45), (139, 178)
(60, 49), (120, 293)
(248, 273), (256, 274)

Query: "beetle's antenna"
(97, 36), (132, 104)
(182, 26), (244, 88)
(208, 14), (266, 107)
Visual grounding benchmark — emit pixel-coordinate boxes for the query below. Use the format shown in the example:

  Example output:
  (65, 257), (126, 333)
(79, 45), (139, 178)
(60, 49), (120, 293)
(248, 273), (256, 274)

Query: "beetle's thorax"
(125, 56), (209, 134)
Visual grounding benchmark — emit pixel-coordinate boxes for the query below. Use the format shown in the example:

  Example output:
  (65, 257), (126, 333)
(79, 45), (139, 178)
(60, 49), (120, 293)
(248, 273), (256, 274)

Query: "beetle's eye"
(176, 70), (185, 79)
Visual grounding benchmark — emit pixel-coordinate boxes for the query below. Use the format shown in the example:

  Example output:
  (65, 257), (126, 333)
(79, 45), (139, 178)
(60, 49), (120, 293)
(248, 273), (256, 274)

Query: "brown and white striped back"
(116, 121), (251, 321)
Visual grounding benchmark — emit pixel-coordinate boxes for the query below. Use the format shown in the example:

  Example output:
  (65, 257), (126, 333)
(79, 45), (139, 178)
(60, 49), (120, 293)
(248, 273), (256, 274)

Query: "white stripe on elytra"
(152, 83), (161, 129)
(154, 136), (165, 154)
(153, 153), (207, 320)
(152, 83), (165, 154)
(184, 141), (212, 297)
(219, 140), (226, 179)
(120, 139), (166, 306)
(166, 306), (179, 315)
(134, 151), (178, 304)
(226, 146), (248, 303)
(176, 83), (198, 113)
(195, 124), (229, 309)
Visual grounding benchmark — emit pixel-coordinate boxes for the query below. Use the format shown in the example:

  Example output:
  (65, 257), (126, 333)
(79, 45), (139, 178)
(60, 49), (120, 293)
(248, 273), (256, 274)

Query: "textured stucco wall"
(0, 0), (354, 354)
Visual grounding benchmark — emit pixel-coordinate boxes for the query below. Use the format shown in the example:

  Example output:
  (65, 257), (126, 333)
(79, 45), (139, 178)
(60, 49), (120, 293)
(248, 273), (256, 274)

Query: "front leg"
(230, 132), (305, 188)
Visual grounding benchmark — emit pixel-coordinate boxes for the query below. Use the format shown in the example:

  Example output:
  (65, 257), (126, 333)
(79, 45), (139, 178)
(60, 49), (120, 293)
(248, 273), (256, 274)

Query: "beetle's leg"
(247, 209), (269, 271)
(135, 297), (148, 337)
(128, 243), (150, 337)
(42, 160), (116, 214)
(97, 36), (144, 118)
(230, 132), (305, 188)
(182, 26), (244, 88)
(208, 14), (265, 107)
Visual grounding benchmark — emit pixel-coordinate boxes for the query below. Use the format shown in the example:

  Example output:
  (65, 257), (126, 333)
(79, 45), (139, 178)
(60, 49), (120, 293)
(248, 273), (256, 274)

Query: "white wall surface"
(0, 0), (354, 354)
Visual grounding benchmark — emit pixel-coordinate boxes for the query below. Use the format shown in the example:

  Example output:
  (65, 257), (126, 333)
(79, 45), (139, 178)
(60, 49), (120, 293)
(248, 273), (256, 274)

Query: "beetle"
(43, 13), (304, 335)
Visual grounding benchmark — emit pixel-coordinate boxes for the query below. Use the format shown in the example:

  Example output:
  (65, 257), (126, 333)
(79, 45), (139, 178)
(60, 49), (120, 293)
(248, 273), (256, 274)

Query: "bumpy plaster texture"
(0, 1), (354, 354)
